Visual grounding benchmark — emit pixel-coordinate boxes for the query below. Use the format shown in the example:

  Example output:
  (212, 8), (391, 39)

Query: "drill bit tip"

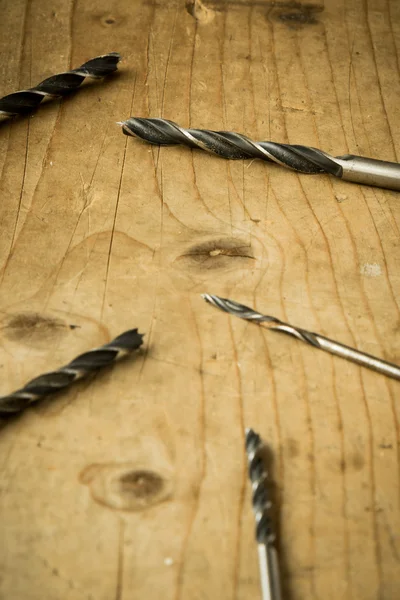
(202, 294), (276, 323)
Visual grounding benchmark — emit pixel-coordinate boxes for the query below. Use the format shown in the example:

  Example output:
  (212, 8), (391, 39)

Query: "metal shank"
(334, 155), (400, 191)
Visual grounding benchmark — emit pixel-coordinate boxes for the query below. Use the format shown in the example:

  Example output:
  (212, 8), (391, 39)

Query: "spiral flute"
(202, 294), (400, 381)
(0, 53), (121, 119)
(0, 329), (143, 418)
(120, 117), (400, 191)
(245, 428), (282, 600)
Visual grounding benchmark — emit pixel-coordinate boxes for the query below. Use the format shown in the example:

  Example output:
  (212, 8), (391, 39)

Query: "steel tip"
(245, 427), (258, 441)
(202, 293), (221, 302)
(201, 293), (216, 304)
(245, 428), (264, 454)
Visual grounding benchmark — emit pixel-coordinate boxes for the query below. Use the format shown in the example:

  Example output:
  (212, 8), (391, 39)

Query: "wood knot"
(0, 313), (69, 348)
(175, 237), (255, 273)
(97, 13), (120, 27)
(272, 2), (323, 29)
(80, 463), (173, 511)
(119, 470), (164, 499)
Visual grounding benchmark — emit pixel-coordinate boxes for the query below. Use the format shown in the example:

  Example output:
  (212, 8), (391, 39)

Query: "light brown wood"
(0, 0), (399, 598)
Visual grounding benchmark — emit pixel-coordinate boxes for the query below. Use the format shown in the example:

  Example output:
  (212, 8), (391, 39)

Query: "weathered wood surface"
(0, 0), (399, 598)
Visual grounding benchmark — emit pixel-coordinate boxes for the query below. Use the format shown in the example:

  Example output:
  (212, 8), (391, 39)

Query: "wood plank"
(0, 0), (399, 598)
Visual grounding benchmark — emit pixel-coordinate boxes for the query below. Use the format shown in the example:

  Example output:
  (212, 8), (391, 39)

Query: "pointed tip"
(202, 293), (220, 302)
(245, 428), (263, 452)
(245, 428), (257, 443)
(201, 293), (213, 304)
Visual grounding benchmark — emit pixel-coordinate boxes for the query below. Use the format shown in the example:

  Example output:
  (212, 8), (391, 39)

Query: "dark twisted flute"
(0, 53), (121, 119)
(120, 117), (400, 191)
(245, 428), (282, 600)
(202, 294), (400, 381)
(0, 329), (143, 418)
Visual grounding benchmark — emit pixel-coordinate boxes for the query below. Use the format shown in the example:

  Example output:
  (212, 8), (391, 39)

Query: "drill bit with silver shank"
(245, 428), (282, 600)
(0, 328), (143, 419)
(120, 117), (400, 192)
(0, 53), (121, 120)
(202, 294), (400, 381)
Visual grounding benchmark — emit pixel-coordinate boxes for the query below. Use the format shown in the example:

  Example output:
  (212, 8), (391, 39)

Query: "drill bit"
(202, 294), (400, 381)
(0, 328), (143, 419)
(245, 428), (282, 600)
(120, 117), (400, 192)
(0, 52), (121, 119)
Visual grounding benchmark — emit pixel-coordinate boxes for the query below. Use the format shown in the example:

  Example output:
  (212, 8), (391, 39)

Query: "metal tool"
(245, 428), (282, 600)
(0, 329), (143, 418)
(202, 294), (400, 381)
(120, 117), (400, 192)
(0, 53), (121, 119)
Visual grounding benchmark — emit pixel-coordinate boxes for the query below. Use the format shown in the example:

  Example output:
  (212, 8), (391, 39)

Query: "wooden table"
(0, 0), (399, 598)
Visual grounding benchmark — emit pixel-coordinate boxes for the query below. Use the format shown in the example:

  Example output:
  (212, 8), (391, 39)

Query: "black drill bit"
(0, 53), (121, 119)
(202, 294), (400, 381)
(120, 117), (400, 191)
(245, 428), (282, 600)
(0, 328), (143, 418)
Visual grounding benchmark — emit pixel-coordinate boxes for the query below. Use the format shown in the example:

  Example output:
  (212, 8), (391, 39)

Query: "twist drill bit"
(120, 117), (400, 191)
(245, 428), (282, 600)
(202, 294), (400, 381)
(0, 328), (143, 418)
(0, 53), (121, 119)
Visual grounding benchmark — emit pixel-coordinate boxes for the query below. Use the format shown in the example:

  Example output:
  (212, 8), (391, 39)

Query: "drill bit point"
(202, 294), (271, 322)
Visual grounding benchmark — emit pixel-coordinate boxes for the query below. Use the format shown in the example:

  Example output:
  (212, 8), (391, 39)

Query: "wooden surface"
(0, 0), (399, 598)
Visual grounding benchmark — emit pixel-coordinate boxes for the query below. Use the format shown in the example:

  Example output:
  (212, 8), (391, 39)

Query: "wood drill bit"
(0, 329), (143, 419)
(202, 294), (400, 381)
(120, 117), (400, 191)
(0, 53), (121, 119)
(245, 428), (282, 600)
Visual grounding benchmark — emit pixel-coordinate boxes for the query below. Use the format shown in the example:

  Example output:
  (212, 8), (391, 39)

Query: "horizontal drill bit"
(245, 428), (282, 600)
(0, 328), (143, 418)
(120, 117), (400, 191)
(0, 53), (121, 119)
(202, 294), (400, 381)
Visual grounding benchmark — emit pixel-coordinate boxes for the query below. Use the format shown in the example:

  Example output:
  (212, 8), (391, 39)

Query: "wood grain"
(0, 0), (399, 598)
